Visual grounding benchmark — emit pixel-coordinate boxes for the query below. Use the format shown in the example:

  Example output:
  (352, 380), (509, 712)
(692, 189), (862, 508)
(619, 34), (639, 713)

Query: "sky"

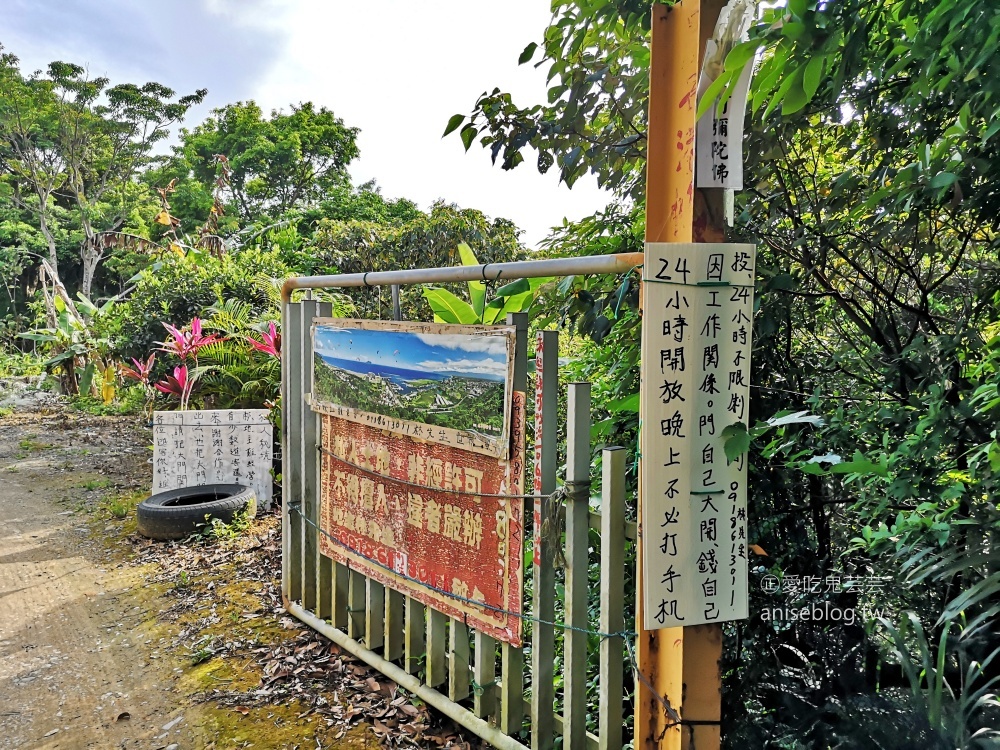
(315, 326), (508, 380)
(2, 0), (613, 248)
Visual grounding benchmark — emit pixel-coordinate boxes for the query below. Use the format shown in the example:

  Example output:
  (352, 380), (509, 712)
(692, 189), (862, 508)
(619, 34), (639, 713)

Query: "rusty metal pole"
(638, 1), (729, 749)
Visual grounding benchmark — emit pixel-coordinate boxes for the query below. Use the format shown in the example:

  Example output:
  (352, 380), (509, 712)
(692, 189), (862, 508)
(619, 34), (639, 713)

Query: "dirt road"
(0, 411), (199, 749)
(0, 403), (479, 750)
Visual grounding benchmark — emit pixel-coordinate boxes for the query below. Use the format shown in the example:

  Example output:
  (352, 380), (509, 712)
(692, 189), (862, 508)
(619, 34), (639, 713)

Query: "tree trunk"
(36, 195), (59, 278)
(80, 243), (99, 301)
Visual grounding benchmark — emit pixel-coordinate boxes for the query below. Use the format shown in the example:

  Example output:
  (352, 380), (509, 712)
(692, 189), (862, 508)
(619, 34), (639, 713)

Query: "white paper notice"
(695, 0), (757, 190)
(696, 61), (753, 190)
(640, 243), (755, 629)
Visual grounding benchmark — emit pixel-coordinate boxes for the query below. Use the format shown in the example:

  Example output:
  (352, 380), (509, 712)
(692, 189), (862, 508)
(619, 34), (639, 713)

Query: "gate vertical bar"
(599, 447), (627, 750)
(564, 383), (592, 750)
(282, 300), (304, 604)
(405, 598), (426, 675)
(474, 632), (497, 719)
(386, 589), (405, 661)
(427, 609), (448, 687)
(501, 312), (529, 734)
(311, 301), (333, 620)
(333, 562), (350, 630)
(299, 299), (320, 614)
(449, 621), (471, 701)
(367, 579), (385, 650)
(531, 329), (558, 749)
(348, 569), (366, 640)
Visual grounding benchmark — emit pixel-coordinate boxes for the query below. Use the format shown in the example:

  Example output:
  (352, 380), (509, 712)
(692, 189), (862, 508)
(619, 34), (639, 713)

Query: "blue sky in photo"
(315, 326), (508, 381)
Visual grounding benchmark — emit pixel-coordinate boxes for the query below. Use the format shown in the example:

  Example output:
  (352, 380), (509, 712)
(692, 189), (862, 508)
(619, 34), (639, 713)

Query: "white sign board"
(152, 409), (274, 507)
(640, 243), (755, 629)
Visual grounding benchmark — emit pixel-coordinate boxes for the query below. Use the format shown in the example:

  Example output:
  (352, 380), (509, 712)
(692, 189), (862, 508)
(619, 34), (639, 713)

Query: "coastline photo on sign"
(311, 320), (515, 458)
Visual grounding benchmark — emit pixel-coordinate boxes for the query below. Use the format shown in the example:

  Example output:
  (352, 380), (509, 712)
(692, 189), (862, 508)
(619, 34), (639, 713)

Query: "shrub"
(112, 246), (290, 362)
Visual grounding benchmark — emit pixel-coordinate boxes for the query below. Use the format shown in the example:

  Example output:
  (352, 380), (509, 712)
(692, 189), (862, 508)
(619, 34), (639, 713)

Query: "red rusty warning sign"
(319, 391), (526, 645)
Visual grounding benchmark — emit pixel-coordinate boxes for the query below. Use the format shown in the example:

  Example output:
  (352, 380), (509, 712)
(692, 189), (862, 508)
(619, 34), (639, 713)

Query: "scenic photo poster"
(310, 319), (516, 458)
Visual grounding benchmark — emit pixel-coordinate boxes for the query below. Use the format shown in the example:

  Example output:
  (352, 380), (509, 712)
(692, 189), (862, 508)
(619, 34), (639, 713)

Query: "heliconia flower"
(154, 365), (188, 397)
(120, 353), (155, 384)
(157, 317), (221, 359)
(248, 321), (281, 359)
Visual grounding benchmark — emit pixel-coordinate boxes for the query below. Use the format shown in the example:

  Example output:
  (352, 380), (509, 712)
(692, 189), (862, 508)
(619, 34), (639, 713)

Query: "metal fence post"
(283, 300), (304, 604)
(564, 383), (592, 750)
(299, 299), (320, 614)
(531, 329), (559, 749)
(599, 447), (627, 750)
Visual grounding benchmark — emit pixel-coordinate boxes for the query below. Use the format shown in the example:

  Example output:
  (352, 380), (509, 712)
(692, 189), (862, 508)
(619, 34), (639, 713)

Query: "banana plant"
(19, 293), (116, 398)
(422, 243), (551, 325)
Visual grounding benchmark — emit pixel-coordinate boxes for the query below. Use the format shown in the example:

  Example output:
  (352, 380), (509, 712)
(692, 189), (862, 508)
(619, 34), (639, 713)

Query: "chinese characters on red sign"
(318, 391), (526, 645)
(640, 243), (755, 629)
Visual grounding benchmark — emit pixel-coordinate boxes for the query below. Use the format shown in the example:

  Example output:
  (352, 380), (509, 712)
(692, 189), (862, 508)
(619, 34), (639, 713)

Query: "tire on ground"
(136, 484), (256, 541)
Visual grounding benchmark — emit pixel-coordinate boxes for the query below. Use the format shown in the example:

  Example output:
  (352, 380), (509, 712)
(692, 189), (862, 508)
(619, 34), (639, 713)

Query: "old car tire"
(136, 484), (256, 541)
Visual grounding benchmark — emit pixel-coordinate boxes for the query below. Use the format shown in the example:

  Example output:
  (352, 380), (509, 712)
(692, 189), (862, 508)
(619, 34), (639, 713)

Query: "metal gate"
(281, 254), (642, 750)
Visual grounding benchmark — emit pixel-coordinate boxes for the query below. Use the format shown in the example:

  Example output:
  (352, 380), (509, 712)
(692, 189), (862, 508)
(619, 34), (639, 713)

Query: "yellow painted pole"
(638, 1), (728, 749)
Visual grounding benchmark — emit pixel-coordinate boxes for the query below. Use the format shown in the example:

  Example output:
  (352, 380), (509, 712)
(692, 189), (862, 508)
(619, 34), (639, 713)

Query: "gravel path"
(0, 410), (198, 750)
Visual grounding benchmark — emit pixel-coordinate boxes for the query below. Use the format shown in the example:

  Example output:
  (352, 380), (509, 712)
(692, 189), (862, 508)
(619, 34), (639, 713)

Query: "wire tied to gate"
(318, 445), (552, 500)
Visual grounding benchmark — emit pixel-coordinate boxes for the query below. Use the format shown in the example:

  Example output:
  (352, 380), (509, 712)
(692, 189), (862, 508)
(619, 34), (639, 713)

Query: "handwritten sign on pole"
(694, 0), (757, 190)
(640, 242), (755, 629)
(695, 62), (753, 190)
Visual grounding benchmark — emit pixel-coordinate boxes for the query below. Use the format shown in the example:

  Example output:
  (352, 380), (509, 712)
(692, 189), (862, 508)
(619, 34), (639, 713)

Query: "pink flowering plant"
(247, 321), (280, 359)
(122, 316), (222, 411)
(119, 352), (157, 418)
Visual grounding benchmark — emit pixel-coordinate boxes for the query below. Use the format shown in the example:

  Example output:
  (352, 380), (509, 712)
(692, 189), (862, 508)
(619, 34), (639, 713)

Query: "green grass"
(104, 497), (130, 519)
(18, 437), (51, 452)
(81, 478), (112, 491)
(70, 385), (146, 417)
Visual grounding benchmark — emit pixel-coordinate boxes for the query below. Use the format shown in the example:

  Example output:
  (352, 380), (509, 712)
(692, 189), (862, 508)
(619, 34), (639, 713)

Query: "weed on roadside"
(18, 437), (51, 452)
(199, 507), (253, 543)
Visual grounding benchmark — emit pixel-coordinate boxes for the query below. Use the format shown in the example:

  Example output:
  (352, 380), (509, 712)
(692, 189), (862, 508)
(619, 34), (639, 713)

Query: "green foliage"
(157, 100), (359, 225)
(314, 201), (526, 319)
(0, 348), (44, 377)
(113, 246), (290, 362)
(422, 243), (550, 325)
(71, 383), (145, 416)
(196, 299), (282, 410)
(19, 292), (116, 395)
(447, 1), (653, 199)
(0, 45), (205, 297)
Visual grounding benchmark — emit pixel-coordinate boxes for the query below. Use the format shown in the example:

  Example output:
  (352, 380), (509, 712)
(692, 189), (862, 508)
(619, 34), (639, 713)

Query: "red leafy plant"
(135, 317), (222, 411)
(120, 352), (157, 419)
(247, 321), (280, 359)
